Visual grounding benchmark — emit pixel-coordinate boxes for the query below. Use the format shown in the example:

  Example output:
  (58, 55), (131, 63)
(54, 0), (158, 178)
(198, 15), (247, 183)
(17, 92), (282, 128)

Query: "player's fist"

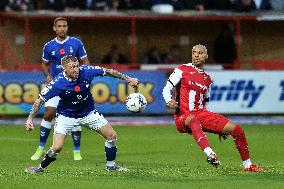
(25, 118), (34, 131)
(167, 100), (178, 109)
(127, 78), (139, 89)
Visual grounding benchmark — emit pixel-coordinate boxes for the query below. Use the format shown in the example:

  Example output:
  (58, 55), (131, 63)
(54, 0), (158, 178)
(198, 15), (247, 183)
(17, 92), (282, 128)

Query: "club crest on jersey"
(60, 49), (65, 55)
(74, 85), (80, 92)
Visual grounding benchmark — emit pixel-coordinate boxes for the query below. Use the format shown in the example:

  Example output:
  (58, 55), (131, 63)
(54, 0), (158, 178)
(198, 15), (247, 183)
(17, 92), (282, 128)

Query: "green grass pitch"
(0, 124), (284, 189)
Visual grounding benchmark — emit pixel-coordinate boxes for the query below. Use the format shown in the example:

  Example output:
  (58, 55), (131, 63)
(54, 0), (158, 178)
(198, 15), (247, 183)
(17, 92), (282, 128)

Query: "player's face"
(191, 45), (208, 67)
(53, 20), (68, 39)
(63, 61), (79, 80)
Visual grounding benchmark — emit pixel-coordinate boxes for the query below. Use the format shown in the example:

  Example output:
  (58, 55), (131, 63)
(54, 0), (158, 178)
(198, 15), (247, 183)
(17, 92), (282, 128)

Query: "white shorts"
(45, 96), (61, 108)
(54, 110), (108, 135)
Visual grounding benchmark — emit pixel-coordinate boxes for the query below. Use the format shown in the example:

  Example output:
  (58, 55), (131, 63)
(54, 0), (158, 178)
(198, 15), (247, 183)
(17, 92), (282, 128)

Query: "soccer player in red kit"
(162, 44), (263, 172)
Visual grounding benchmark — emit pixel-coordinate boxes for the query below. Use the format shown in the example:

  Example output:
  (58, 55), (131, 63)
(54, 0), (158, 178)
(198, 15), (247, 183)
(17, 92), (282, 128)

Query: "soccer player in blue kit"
(25, 55), (139, 173)
(31, 17), (89, 161)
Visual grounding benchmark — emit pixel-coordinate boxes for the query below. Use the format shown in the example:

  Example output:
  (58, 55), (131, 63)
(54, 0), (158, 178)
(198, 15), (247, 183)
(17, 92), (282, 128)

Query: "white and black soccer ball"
(125, 93), (147, 113)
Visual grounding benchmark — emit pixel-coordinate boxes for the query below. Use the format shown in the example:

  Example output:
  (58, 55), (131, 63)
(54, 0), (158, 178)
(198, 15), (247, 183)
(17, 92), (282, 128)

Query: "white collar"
(55, 36), (69, 44)
(186, 63), (204, 73)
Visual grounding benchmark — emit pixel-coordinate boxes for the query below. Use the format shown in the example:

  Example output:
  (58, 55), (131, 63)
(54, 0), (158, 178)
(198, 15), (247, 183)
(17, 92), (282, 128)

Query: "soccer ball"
(125, 93), (147, 113)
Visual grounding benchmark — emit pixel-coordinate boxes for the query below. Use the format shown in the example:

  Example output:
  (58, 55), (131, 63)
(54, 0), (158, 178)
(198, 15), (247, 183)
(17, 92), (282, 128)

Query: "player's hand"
(218, 134), (228, 142)
(127, 78), (139, 89)
(167, 100), (178, 109)
(25, 118), (34, 131)
(47, 75), (53, 83)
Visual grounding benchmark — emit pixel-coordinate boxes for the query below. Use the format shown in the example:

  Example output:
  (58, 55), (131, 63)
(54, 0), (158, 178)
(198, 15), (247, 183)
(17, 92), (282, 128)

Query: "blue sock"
(105, 146), (117, 161)
(71, 131), (81, 151)
(39, 126), (51, 148)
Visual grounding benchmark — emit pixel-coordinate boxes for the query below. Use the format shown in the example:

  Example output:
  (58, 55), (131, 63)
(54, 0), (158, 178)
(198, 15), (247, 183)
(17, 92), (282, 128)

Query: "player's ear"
(205, 54), (208, 59)
(53, 25), (56, 32)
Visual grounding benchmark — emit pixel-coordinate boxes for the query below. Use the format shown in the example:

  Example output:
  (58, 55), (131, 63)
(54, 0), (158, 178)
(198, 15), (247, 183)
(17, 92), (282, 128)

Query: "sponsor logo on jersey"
(51, 51), (55, 56)
(72, 95), (88, 104)
(210, 80), (265, 108)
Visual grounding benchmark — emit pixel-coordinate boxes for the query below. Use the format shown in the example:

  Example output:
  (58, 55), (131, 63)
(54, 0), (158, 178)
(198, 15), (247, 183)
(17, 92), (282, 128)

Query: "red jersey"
(169, 63), (212, 115)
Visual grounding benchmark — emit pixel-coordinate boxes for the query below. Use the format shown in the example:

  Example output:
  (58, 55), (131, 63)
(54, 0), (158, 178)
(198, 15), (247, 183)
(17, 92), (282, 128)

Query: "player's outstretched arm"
(25, 98), (45, 131)
(105, 68), (139, 88)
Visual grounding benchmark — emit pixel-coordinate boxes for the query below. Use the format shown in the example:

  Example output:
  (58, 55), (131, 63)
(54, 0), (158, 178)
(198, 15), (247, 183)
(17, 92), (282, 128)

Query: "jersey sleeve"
(83, 65), (105, 78)
(76, 39), (87, 60)
(39, 80), (61, 102)
(42, 43), (50, 62)
(162, 67), (183, 104)
(168, 67), (183, 86)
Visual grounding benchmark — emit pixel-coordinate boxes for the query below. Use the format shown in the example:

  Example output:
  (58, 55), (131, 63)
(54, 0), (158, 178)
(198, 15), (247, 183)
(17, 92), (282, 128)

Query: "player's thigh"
(197, 110), (229, 133)
(54, 114), (80, 135)
(174, 113), (192, 133)
(81, 110), (109, 131)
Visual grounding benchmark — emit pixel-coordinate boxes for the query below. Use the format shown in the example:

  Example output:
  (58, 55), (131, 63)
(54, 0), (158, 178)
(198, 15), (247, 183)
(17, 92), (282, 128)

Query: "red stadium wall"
(0, 11), (284, 71)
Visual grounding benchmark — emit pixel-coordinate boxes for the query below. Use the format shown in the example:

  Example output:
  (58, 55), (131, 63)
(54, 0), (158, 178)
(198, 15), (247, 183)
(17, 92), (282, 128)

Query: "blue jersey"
(42, 36), (87, 78)
(39, 65), (105, 118)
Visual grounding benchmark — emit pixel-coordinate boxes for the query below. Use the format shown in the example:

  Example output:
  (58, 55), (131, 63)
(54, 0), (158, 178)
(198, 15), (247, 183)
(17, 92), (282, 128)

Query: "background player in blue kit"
(24, 55), (139, 173)
(31, 17), (89, 161)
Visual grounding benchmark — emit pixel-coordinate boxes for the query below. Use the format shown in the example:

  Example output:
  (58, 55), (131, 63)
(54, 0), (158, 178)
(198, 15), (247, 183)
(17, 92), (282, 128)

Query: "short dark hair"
(61, 55), (78, 66)
(53, 17), (67, 26)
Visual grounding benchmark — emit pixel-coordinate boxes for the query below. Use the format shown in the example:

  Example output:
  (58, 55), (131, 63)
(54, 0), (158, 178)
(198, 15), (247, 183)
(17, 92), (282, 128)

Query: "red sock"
(231, 125), (250, 161)
(189, 118), (210, 150)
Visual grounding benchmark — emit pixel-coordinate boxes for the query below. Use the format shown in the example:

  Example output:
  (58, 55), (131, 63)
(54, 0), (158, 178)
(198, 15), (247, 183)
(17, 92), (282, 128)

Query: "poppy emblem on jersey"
(60, 49), (65, 55)
(74, 85), (80, 92)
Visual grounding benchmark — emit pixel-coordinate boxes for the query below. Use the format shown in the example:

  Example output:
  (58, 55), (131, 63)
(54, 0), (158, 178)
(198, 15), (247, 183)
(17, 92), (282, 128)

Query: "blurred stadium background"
(0, 1), (284, 189)
(0, 2), (284, 122)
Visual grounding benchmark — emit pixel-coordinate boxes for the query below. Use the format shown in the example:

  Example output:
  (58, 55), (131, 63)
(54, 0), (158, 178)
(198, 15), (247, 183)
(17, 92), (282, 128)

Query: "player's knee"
(231, 125), (245, 138)
(51, 144), (63, 153)
(185, 115), (195, 127)
(105, 138), (117, 148)
(189, 117), (201, 132)
(105, 130), (117, 141)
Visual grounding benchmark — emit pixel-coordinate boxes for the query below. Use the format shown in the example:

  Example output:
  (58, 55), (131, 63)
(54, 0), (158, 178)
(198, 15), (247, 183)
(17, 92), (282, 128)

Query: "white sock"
(41, 120), (52, 129)
(243, 159), (252, 168)
(106, 161), (115, 167)
(203, 147), (213, 156)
